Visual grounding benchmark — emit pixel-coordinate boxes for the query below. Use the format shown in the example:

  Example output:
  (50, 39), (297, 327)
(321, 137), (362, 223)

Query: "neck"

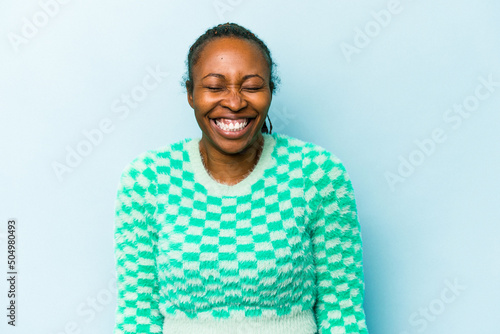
(199, 134), (265, 185)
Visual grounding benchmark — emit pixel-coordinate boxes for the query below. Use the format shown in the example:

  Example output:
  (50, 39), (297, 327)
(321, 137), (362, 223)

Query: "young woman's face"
(187, 37), (272, 155)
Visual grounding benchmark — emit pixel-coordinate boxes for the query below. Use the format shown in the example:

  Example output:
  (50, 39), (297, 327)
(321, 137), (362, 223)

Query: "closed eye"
(206, 86), (223, 91)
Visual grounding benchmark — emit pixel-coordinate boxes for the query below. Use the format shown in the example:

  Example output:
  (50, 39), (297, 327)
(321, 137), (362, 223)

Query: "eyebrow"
(201, 73), (265, 81)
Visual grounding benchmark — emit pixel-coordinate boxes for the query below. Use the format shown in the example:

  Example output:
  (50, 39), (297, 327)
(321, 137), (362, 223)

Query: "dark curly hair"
(182, 22), (280, 134)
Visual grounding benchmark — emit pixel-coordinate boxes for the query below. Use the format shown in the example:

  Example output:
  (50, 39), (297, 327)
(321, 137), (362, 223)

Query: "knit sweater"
(113, 132), (369, 334)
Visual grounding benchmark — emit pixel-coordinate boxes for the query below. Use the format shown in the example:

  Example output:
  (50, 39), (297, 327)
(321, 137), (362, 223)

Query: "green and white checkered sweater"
(113, 132), (369, 334)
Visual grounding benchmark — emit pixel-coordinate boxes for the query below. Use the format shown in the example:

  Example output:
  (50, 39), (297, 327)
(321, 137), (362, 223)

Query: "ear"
(186, 80), (194, 109)
(187, 92), (194, 109)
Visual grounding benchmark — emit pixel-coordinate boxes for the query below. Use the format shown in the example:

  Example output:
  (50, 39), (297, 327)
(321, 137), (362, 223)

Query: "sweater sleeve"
(113, 154), (164, 334)
(304, 150), (369, 334)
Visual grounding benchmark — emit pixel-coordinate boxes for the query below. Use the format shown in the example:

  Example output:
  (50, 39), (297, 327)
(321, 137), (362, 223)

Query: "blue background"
(1, 0), (499, 333)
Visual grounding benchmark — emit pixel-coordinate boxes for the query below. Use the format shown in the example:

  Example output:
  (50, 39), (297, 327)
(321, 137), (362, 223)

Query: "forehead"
(193, 37), (269, 78)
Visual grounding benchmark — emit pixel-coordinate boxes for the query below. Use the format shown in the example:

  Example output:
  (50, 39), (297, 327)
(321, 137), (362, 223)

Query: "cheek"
(251, 93), (272, 110)
(193, 92), (219, 110)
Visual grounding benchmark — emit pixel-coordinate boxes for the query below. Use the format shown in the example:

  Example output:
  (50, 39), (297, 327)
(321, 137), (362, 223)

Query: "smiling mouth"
(211, 118), (253, 132)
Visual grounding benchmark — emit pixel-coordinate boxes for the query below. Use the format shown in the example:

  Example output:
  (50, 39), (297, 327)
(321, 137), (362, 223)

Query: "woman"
(113, 22), (369, 334)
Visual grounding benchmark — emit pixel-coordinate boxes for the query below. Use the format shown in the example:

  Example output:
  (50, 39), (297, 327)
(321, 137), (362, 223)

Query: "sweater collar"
(185, 133), (277, 196)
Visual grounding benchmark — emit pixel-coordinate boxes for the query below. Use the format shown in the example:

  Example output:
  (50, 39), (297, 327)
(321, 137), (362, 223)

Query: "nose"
(220, 87), (248, 111)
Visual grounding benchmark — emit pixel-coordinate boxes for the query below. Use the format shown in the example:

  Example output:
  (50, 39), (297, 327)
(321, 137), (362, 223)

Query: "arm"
(113, 154), (163, 334)
(304, 150), (369, 333)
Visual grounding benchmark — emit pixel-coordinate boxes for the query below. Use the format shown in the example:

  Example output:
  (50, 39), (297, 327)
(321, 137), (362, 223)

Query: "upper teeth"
(215, 118), (248, 131)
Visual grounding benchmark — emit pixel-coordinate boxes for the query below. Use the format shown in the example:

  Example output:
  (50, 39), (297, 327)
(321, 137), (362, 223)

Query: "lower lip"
(210, 118), (253, 138)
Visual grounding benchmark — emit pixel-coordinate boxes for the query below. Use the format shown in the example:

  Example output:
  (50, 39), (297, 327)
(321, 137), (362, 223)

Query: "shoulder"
(272, 133), (353, 205)
(272, 132), (347, 176)
(118, 137), (195, 183)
